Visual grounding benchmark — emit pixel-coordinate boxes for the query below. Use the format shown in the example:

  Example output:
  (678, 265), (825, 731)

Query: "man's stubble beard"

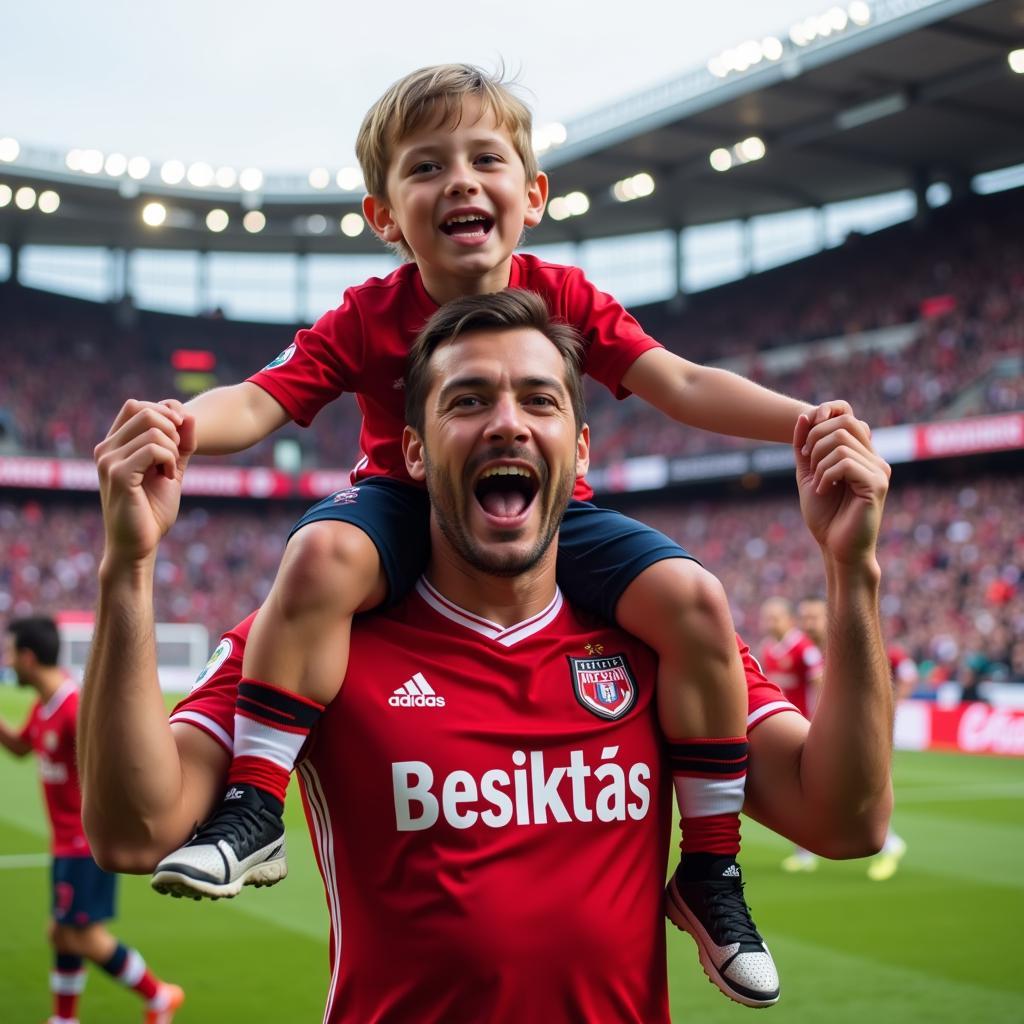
(424, 450), (575, 579)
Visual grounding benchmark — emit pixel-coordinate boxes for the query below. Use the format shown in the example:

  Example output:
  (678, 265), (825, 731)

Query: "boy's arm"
(743, 409), (894, 856)
(184, 381), (290, 455)
(81, 401), (228, 871)
(621, 347), (818, 444)
(0, 719), (32, 757)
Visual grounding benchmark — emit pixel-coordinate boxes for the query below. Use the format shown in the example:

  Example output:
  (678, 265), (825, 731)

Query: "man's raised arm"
(80, 400), (227, 872)
(745, 408), (894, 858)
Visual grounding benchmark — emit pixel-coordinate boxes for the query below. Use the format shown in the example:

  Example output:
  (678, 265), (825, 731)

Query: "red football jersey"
(887, 644), (918, 694)
(760, 629), (823, 719)
(19, 680), (90, 857)
(172, 590), (796, 1024)
(247, 253), (661, 501)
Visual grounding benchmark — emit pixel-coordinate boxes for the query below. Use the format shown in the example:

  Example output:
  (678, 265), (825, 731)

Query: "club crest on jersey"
(568, 653), (637, 720)
(262, 343), (296, 371)
(191, 637), (233, 693)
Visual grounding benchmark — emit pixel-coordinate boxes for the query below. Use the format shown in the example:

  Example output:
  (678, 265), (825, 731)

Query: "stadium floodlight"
(38, 190), (60, 214)
(336, 167), (361, 190)
(547, 196), (570, 221)
(740, 136), (766, 161)
(79, 149), (104, 174)
(707, 56), (730, 78)
(243, 210), (266, 233)
(0, 137), (20, 162)
(309, 167), (330, 189)
(340, 212), (364, 237)
(14, 186), (37, 210)
(142, 201), (167, 227)
(104, 153), (128, 177)
(306, 213), (328, 234)
(547, 123), (567, 146)
(239, 167), (264, 192)
(565, 191), (589, 216)
(161, 160), (186, 185)
(926, 182), (951, 208)
(188, 162), (215, 188)
(710, 147), (733, 172)
(827, 5), (848, 31)
(612, 172), (655, 202)
(848, 1), (871, 26)
(215, 166), (237, 189)
(65, 149), (83, 171)
(1010, 49), (1024, 74)
(206, 208), (229, 232)
(127, 156), (151, 180)
(762, 36), (784, 61)
(0, 184), (12, 207)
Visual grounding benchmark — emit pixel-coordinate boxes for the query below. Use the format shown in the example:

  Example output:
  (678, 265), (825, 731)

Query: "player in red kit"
(82, 291), (896, 1022)
(761, 597), (825, 874)
(760, 598), (824, 719)
(0, 616), (184, 1024)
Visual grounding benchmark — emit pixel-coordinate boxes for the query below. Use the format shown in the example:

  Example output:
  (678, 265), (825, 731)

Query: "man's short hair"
(356, 63), (539, 202)
(405, 290), (586, 436)
(8, 615), (60, 666)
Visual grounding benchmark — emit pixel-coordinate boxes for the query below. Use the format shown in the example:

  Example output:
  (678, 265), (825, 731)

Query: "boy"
(147, 64), (847, 1008)
(0, 616), (184, 1024)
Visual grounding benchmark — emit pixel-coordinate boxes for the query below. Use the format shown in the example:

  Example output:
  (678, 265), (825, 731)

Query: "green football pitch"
(1, 687), (1020, 1023)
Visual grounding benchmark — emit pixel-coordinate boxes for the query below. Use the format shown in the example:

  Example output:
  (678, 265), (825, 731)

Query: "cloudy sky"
(4, 0), (819, 171)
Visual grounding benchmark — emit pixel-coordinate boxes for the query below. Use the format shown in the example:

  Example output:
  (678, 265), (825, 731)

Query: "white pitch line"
(0, 852), (49, 869)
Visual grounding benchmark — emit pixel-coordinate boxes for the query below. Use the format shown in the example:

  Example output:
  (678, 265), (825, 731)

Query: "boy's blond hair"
(356, 63), (539, 201)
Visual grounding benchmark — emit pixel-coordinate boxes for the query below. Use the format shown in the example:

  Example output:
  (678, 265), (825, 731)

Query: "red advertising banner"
(896, 700), (1024, 757)
(913, 413), (1024, 459)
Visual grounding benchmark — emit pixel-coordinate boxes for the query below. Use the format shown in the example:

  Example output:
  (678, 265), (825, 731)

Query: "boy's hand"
(794, 406), (889, 568)
(94, 400), (196, 565)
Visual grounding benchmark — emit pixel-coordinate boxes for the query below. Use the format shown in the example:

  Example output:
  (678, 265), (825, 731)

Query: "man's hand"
(795, 407), (890, 567)
(93, 400), (195, 566)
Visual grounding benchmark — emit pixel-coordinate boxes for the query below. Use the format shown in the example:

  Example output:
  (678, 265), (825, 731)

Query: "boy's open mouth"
(473, 464), (539, 520)
(440, 213), (495, 238)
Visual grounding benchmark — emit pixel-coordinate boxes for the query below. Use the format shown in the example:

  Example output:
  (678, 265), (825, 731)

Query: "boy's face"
(363, 96), (548, 303)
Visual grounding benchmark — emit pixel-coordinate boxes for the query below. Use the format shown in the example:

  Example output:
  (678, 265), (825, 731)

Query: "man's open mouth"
(440, 213), (495, 238)
(473, 465), (539, 520)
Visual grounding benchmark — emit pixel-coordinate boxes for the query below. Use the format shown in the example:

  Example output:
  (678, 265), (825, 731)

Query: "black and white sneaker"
(151, 786), (287, 900)
(666, 861), (780, 1008)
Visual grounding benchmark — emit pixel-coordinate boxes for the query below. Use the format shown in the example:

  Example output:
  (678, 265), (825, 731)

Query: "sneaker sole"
(151, 856), (288, 900)
(665, 877), (780, 1008)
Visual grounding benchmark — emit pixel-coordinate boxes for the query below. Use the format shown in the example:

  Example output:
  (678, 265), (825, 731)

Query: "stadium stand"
(2, 192), (1021, 469)
(0, 190), (1020, 689)
(2, 470), (1020, 690)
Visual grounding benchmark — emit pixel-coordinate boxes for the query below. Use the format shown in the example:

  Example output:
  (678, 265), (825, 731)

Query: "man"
(759, 595), (825, 875)
(0, 616), (184, 1024)
(799, 597), (912, 881)
(81, 290), (894, 1023)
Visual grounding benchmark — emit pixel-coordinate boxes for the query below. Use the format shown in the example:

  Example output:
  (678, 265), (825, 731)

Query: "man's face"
(2, 634), (27, 687)
(760, 601), (791, 641)
(798, 600), (827, 647)
(364, 95), (547, 301)
(404, 326), (588, 578)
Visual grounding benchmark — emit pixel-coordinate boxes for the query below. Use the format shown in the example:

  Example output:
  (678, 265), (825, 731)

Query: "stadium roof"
(1, 0), (1021, 255)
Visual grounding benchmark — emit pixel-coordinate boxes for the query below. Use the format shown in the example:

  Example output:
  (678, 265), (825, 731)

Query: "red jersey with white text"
(247, 254), (661, 501)
(171, 592), (796, 1024)
(18, 680), (90, 857)
(760, 629), (823, 718)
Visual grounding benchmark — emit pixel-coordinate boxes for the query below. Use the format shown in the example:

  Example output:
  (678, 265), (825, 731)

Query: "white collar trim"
(415, 576), (563, 647)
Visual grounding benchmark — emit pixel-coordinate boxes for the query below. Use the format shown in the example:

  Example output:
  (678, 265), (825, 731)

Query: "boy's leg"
(557, 503), (778, 1008)
(152, 480), (430, 900)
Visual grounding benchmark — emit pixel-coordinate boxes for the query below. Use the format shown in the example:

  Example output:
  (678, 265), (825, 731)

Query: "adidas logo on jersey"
(721, 863), (741, 878)
(389, 672), (446, 708)
(224, 787), (246, 800)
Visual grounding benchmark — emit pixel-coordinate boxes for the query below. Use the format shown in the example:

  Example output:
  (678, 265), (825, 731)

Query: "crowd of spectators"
(1, 189), (1022, 472)
(1, 473), (1020, 688)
